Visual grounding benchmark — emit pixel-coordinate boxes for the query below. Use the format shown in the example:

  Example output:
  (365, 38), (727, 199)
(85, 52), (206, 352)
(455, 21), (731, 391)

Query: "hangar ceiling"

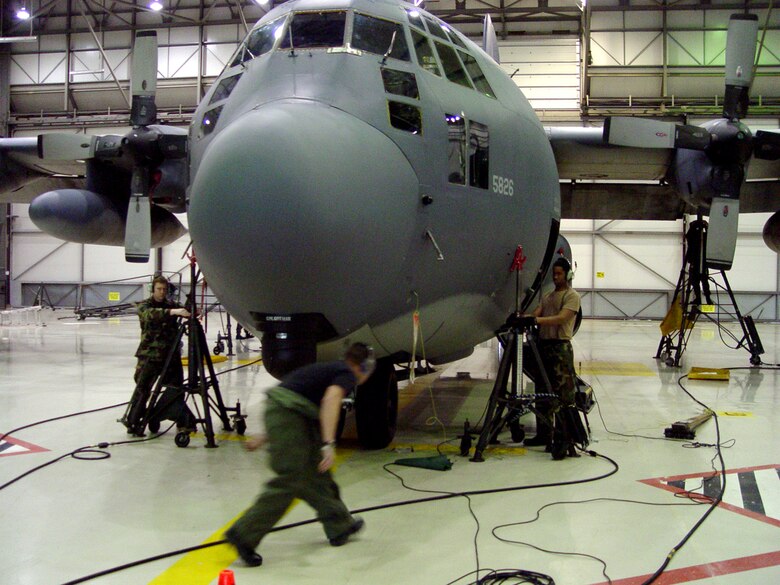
(0, 0), (778, 132)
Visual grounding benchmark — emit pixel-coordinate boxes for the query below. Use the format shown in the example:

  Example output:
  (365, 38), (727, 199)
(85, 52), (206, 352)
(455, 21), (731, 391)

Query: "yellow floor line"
(150, 451), (352, 584)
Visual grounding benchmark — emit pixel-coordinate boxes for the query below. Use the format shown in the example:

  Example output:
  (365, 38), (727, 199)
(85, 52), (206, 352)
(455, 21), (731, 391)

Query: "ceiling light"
(16, 5), (30, 19)
(149, 0), (163, 11)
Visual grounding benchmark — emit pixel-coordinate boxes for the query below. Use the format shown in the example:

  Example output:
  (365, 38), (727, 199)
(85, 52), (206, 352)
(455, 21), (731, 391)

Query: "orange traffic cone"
(218, 569), (236, 585)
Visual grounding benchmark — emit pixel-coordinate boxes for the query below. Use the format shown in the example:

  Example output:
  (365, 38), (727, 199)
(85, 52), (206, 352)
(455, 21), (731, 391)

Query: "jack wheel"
(148, 419), (160, 434)
(234, 418), (247, 436)
(175, 432), (191, 448)
(750, 355), (761, 366)
(665, 356), (675, 367)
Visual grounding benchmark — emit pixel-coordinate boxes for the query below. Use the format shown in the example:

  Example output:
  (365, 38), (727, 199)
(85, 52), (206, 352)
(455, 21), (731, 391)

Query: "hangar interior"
(1, 1), (779, 584)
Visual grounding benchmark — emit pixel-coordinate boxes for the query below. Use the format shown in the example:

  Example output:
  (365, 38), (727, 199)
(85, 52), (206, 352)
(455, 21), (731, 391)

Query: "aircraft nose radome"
(189, 101), (420, 334)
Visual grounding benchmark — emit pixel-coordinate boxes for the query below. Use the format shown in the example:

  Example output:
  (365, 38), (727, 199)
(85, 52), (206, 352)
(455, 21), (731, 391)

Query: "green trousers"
(230, 387), (354, 548)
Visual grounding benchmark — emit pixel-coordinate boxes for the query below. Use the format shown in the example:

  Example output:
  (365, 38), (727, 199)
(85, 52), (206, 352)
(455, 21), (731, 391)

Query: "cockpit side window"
(406, 9), (425, 31)
(442, 24), (468, 50)
(423, 15), (449, 41)
(446, 114), (466, 185)
(209, 73), (243, 106)
(411, 30), (440, 76)
(352, 13), (410, 61)
(434, 41), (473, 89)
(244, 18), (286, 61)
(381, 68), (419, 99)
(459, 51), (496, 98)
(279, 11), (347, 50)
(469, 121), (490, 189)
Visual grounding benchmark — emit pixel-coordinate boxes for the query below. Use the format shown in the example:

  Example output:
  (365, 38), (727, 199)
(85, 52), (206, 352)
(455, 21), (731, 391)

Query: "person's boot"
(524, 412), (550, 447)
(225, 528), (263, 567)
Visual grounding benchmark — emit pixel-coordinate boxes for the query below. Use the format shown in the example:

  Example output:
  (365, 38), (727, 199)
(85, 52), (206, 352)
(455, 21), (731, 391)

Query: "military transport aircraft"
(1, 0), (778, 448)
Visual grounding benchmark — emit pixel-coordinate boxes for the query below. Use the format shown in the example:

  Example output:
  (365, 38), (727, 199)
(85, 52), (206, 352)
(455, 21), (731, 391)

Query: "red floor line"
(589, 550), (780, 585)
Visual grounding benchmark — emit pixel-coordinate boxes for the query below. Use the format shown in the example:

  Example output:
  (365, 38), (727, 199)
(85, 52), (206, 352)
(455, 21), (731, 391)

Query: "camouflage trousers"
(125, 355), (184, 427)
(538, 340), (576, 408)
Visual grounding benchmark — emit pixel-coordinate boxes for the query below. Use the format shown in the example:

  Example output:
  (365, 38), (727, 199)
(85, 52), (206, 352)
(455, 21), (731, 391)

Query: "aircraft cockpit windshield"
(352, 13), (410, 61)
(278, 11), (347, 50)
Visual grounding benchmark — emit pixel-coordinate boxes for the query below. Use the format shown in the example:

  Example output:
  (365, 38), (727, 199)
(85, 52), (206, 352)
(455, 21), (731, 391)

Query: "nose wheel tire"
(355, 358), (398, 449)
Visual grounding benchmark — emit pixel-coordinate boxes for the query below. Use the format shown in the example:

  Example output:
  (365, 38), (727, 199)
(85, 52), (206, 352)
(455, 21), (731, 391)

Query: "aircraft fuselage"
(187, 0), (560, 376)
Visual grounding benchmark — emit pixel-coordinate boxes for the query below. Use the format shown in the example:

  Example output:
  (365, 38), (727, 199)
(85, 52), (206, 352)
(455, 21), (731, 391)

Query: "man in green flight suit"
(120, 275), (191, 435)
(224, 342), (375, 567)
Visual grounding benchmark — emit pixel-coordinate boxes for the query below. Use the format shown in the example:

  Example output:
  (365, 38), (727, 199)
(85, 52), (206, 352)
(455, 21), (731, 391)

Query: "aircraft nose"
(189, 101), (419, 335)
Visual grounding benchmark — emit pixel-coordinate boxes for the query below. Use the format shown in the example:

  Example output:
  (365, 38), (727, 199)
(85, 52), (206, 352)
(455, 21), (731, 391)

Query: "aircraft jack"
(466, 313), (590, 462)
(656, 265), (764, 368)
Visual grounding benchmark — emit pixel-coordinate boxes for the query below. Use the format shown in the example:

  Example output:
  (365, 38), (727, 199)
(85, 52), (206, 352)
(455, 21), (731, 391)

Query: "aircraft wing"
(547, 125), (780, 220)
(1, 137), (86, 204)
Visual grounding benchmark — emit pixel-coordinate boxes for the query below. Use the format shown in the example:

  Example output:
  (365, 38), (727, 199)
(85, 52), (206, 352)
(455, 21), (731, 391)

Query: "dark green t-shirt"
(280, 362), (357, 406)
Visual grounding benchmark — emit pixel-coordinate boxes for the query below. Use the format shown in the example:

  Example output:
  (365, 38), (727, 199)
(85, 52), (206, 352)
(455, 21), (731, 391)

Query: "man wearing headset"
(524, 256), (580, 449)
(121, 275), (191, 435)
(225, 342), (375, 567)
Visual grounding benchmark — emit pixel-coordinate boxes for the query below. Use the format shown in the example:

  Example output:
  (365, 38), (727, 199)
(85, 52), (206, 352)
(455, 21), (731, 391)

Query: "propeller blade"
(130, 31), (158, 127)
(38, 134), (96, 160)
(706, 197), (740, 271)
(604, 117), (710, 150)
(124, 167), (152, 263)
(754, 130), (780, 161)
(723, 13), (758, 120)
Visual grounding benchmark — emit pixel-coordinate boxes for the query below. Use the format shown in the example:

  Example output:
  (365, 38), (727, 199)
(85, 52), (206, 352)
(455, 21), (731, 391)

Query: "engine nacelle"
(29, 189), (186, 246)
(763, 211), (780, 253)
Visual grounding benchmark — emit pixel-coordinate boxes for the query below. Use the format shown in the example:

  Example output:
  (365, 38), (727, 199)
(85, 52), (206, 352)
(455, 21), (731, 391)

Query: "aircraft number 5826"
(492, 175), (514, 196)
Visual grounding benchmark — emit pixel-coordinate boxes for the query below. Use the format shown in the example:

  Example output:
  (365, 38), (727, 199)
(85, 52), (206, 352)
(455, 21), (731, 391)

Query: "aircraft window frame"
(351, 12), (410, 62)
(388, 101), (422, 135)
(411, 29), (441, 77)
(445, 113), (466, 185)
(458, 50), (496, 99)
(469, 120), (490, 189)
(434, 41), (473, 89)
(381, 68), (419, 99)
(201, 105), (224, 137)
(278, 10), (347, 51)
(208, 72), (243, 106)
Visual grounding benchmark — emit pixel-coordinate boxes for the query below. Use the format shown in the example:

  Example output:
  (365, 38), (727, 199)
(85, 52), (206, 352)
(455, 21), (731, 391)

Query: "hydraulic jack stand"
(468, 313), (581, 462)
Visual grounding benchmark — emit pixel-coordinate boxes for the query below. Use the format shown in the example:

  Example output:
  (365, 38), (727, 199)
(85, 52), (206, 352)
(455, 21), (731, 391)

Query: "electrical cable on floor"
(0, 422), (176, 493)
(491, 495), (712, 585)
(0, 402), (128, 444)
(637, 372), (728, 585)
(59, 450), (619, 585)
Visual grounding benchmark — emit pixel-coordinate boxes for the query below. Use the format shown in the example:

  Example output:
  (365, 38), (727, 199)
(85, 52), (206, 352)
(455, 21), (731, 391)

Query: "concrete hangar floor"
(1, 312), (779, 585)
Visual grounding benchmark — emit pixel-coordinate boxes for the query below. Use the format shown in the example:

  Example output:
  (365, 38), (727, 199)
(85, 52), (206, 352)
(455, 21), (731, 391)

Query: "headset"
(553, 256), (575, 282)
(345, 342), (376, 378)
